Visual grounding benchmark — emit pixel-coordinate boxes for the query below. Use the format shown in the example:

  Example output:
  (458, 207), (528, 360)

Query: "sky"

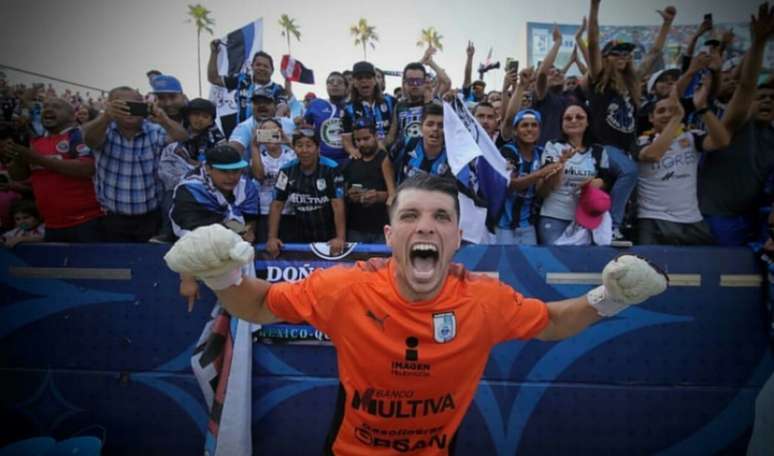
(0, 0), (759, 100)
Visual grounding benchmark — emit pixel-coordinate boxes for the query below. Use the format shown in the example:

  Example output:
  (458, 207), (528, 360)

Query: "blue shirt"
(94, 121), (168, 215)
(304, 98), (345, 161)
(396, 139), (450, 184)
(498, 143), (542, 229)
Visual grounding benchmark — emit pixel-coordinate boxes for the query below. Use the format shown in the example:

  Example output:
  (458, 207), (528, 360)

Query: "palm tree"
(278, 14), (301, 55)
(350, 18), (379, 61)
(416, 27), (444, 51)
(186, 4), (215, 96)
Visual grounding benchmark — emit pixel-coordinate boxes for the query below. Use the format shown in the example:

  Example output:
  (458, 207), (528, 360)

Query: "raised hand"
(466, 41), (475, 58)
(576, 17), (587, 41)
(751, 2), (774, 44)
(657, 5), (677, 24)
(164, 224), (254, 290)
(552, 24), (563, 44)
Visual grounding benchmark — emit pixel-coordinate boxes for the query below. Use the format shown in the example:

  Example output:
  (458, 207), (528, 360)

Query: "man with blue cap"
(151, 75), (188, 124)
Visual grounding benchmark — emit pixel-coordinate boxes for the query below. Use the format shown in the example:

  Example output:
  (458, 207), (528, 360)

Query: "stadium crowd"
(1, 0), (773, 254)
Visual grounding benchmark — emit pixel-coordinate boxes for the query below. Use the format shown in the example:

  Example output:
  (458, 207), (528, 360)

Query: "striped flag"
(216, 18), (263, 76)
(280, 55), (315, 84)
(443, 96), (509, 244)
(210, 19), (263, 136)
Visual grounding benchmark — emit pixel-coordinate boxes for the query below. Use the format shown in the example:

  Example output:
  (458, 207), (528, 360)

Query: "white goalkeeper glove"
(587, 254), (669, 316)
(164, 224), (254, 290)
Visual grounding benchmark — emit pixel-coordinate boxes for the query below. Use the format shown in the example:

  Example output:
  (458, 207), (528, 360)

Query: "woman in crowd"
(537, 104), (614, 245)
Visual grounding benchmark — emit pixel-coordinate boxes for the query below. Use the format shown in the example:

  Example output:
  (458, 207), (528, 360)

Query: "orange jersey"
(267, 257), (549, 455)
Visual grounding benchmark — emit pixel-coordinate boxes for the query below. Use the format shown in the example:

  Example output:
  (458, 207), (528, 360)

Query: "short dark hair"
(107, 86), (139, 99)
(402, 62), (427, 79)
(353, 119), (376, 134)
(252, 51), (274, 69)
(389, 174), (460, 222)
(259, 118), (283, 130)
(146, 70), (162, 78)
(421, 102), (444, 123)
(327, 71), (345, 82)
(10, 199), (39, 219)
(342, 70), (353, 77)
(473, 101), (495, 115)
(291, 128), (320, 146)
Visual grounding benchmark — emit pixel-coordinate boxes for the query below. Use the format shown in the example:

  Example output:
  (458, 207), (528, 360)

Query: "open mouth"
(409, 243), (439, 280)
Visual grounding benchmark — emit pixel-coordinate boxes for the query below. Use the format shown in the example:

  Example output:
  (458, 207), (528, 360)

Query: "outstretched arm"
(638, 6), (677, 80)
(587, 0), (603, 79)
(722, 2), (774, 133)
(536, 255), (668, 341)
(536, 25), (563, 101)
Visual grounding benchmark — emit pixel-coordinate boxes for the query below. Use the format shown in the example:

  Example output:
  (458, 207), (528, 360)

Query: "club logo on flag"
(433, 312), (456, 343)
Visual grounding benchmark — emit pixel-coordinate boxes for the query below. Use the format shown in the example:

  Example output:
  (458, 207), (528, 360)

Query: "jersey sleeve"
(329, 166), (345, 199)
(690, 130), (707, 153)
(341, 106), (354, 134)
(229, 121), (253, 149)
(266, 266), (348, 335)
(273, 168), (290, 202)
(486, 281), (549, 344)
(223, 75), (239, 91)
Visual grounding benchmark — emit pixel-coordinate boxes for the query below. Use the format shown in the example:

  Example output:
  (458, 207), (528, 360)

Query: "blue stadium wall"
(1, 244), (772, 455)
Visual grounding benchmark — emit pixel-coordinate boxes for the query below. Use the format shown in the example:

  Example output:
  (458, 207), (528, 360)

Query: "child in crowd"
(156, 98), (225, 242)
(2, 199), (44, 248)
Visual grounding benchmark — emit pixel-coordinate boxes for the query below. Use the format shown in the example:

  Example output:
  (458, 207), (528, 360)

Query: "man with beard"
(228, 88), (295, 157)
(303, 72), (348, 165)
(341, 62), (395, 159)
(151, 75), (188, 125)
(5, 97), (103, 242)
(343, 121), (395, 243)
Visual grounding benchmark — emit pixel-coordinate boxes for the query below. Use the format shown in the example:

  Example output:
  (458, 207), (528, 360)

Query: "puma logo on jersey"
(365, 310), (390, 330)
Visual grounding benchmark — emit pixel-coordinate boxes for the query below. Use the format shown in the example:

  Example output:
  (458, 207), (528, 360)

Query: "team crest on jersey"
(432, 312), (456, 343)
(56, 140), (70, 154)
(321, 118), (342, 148)
(316, 178), (327, 191)
(405, 121), (422, 138)
(678, 137), (691, 148)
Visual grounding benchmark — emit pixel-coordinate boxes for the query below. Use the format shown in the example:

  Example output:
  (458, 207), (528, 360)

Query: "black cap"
(205, 144), (248, 170)
(352, 61), (376, 77)
(183, 98), (216, 118)
(251, 87), (275, 102)
(602, 40), (636, 56)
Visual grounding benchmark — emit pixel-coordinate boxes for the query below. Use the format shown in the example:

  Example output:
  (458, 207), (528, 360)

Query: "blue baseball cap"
(151, 75), (183, 94)
(513, 109), (542, 127)
(205, 144), (248, 170)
